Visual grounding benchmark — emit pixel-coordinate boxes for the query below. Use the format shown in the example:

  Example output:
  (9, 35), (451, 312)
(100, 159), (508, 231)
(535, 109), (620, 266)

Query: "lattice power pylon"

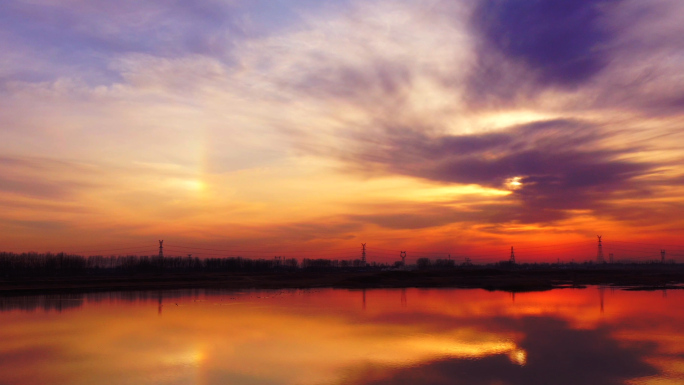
(361, 243), (366, 266)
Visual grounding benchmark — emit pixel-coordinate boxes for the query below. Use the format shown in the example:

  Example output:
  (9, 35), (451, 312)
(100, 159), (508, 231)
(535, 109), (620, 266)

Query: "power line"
(166, 245), (360, 254)
(514, 241), (591, 250)
(611, 240), (684, 248)
(62, 245), (153, 253)
(74, 250), (160, 256)
(23, 237), (684, 264)
(162, 249), (363, 259)
(163, 250), (362, 259)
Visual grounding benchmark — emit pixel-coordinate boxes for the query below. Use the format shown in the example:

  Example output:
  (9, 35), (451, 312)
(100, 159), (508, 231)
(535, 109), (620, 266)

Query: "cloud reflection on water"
(340, 316), (657, 385)
(0, 288), (681, 385)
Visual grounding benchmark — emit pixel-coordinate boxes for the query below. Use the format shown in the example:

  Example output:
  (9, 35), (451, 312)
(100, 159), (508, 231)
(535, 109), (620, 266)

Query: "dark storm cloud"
(341, 119), (655, 224)
(340, 316), (658, 385)
(472, 0), (616, 87)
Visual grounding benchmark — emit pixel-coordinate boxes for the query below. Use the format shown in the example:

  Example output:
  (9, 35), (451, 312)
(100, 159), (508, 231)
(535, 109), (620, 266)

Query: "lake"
(0, 287), (682, 385)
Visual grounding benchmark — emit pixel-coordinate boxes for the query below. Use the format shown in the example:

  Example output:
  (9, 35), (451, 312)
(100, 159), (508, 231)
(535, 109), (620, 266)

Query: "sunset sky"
(1, 0), (683, 263)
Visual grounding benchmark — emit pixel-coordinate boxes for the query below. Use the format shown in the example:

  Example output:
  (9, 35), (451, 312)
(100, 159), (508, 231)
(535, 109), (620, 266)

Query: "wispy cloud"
(1, 0), (683, 254)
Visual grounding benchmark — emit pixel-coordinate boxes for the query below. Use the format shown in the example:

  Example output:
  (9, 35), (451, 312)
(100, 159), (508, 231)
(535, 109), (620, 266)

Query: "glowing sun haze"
(1, 0), (683, 262)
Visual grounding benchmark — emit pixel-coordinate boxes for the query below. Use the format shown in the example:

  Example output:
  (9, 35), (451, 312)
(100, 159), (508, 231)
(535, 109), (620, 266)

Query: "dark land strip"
(1, 266), (683, 295)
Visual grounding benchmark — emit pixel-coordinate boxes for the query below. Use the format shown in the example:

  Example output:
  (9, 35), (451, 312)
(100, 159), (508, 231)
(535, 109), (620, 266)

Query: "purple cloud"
(337, 119), (658, 223)
(472, 0), (617, 87)
(340, 316), (658, 385)
(0, 0), (344, 85)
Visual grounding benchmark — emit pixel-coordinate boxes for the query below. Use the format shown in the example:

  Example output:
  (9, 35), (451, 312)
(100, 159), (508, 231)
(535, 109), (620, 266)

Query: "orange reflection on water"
(0, 288), (682, 385)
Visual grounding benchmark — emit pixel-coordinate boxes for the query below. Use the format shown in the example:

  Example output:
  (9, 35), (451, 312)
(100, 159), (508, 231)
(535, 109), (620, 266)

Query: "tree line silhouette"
(0, 252), (306, 277)
(0, 251), (445, 277)
(1, 251), (678, 279)
(0, 252), (408, 277)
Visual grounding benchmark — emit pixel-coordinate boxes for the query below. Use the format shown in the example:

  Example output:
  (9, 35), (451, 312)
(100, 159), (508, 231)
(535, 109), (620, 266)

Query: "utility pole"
(158, 240), (164, 258)
(361, 243), (366, 266)
(510, 246), (515, 264)
(596, 235), (604, 264)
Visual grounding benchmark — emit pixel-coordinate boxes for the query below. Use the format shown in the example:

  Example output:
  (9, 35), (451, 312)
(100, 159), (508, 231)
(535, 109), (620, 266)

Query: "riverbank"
(1, 266), (683, 295)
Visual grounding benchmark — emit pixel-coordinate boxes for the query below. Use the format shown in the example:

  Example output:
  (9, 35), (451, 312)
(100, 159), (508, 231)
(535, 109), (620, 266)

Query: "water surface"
(0, 287), (682, 385)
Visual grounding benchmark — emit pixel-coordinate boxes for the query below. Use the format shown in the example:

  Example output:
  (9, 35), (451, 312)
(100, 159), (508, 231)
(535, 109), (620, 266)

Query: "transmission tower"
(509, 246), (515, 264)
(661, 249), (666, 263)
(400, 251), (407, 266)
(596, 235), (604, 263)
(158, 240), (164, 258)
(361, 243), (366, 266)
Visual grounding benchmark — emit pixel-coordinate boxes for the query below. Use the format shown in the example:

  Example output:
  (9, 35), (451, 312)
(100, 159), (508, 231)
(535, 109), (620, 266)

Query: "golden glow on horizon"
(0, 0), (683, 257)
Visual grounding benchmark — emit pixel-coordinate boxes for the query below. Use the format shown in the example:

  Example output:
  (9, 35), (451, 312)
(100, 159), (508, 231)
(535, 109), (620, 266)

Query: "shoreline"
(2, 267), (683, 295)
